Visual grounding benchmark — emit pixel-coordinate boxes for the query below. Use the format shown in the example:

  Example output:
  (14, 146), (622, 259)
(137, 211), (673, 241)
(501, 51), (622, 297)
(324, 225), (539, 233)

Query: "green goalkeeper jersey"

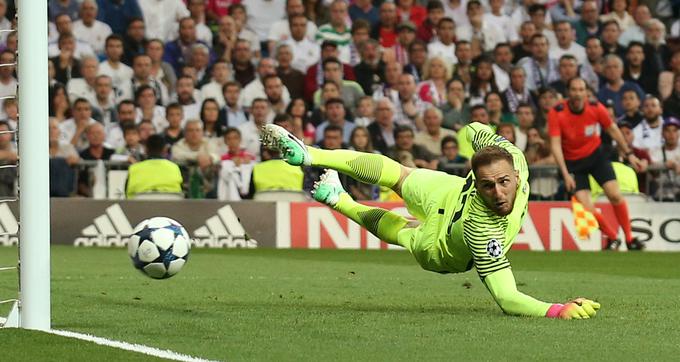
(443, 123), (530, 279)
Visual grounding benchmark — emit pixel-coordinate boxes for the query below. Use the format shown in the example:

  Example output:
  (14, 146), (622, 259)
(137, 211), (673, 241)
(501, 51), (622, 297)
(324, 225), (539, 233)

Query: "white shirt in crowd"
(0, 77), (17, 119)
(137, 0), (190, 42)
(550, 41), (587, 65)
(456, 22), (506, 52)
(650, 144), (680, 166)
(98, 61), (134, 92)
(632, 119), (663, 151)
(427, 41), (457, 64)
(444, 0), (470, 28)
(284, 38), (321, 73)
(135, 106), (168, 133)
(483, 12), (519, 43)
(58, 117), (97, 150)
(238, 78), (291, 108)
(237, 120), (263, 160)
(248, 0), (287, 41)
(48, 39), (96, 59)
(200, 81), (227, 108)
(168, 21), (213, 46)
(66, 78), (98, 106)
(72, 19), (113, 56)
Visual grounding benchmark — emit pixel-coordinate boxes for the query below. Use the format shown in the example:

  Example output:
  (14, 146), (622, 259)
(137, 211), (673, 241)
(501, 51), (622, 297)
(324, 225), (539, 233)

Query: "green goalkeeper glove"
(546, 298), (601, 320)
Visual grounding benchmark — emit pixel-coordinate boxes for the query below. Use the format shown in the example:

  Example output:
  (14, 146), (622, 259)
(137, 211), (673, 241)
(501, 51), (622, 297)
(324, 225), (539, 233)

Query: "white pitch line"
(49, 329), (219, 362)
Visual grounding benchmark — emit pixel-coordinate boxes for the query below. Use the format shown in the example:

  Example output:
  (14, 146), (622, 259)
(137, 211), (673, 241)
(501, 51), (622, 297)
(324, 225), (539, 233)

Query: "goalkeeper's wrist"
(545, 304), (564, 318)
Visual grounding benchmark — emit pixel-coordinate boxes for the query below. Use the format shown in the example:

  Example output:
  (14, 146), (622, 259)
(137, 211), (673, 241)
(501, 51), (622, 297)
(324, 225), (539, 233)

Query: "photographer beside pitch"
(262, 117), (600, 320)
(548, 77), (645, 251)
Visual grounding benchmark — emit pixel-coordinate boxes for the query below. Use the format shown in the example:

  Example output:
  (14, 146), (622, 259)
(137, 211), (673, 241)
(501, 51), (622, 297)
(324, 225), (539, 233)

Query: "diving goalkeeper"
(262, 121), (600, 319)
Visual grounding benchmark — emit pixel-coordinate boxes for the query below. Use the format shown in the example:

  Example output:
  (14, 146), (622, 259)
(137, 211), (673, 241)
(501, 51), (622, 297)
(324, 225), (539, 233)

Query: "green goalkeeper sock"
(308, 148), (402, 188)
(334, 193), (409, 246)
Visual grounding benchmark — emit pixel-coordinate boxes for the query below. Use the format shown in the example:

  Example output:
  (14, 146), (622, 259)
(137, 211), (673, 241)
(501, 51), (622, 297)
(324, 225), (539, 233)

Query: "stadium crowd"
(0, 0), (679, 200)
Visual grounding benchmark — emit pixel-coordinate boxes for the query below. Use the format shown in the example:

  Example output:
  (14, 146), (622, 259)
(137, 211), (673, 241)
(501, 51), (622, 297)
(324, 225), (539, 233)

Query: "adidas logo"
(75, 204), (133, 247)
(193, 205), (257, 248)
(0, 203), (19, 246)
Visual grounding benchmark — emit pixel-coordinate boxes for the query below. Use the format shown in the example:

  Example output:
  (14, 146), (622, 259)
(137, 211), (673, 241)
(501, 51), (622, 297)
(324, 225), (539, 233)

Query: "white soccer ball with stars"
(128, 217), (191, 279)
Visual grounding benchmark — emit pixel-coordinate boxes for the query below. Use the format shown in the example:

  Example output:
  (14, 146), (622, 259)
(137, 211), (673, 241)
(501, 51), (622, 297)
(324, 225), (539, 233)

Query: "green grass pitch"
(1, 246), (679, 361)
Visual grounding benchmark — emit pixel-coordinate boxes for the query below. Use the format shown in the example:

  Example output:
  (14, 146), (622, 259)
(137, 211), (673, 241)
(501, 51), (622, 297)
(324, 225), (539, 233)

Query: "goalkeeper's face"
(474, 159), (520, 216)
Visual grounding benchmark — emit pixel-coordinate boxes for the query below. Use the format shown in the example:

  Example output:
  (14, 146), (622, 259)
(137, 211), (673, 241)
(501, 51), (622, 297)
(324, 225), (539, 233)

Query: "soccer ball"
(128, 217), (191, 279)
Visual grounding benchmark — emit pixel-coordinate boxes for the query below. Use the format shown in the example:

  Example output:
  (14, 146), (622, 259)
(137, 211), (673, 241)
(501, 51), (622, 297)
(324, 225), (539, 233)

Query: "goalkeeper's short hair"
(471, 145), (514, 176)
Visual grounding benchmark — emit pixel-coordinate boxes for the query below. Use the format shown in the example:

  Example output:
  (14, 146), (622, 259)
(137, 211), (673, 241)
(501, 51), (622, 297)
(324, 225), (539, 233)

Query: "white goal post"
(16, 0), (51, 330)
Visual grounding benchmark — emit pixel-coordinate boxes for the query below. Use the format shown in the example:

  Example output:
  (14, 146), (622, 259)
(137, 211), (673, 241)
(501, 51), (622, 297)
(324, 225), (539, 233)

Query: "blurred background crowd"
(0, 0), (678, 201)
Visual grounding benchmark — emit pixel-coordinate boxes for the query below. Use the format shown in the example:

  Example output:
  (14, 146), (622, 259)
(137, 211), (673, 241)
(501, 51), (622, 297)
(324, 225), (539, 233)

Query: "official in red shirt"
(548, 77), (645, 251)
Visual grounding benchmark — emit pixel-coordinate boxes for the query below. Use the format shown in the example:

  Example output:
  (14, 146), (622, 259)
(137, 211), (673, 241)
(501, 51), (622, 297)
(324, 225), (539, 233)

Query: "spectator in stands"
(354, 38), (386, 95)
(49, 117), (79, 196)
(600, 20), (626, 59)
(525, 126), (558, 200)
(112, 123), (145, 163)
(619, 5), (651, 47)
(347, 20), (371, 68)
(286, 98), (314, 144)
(205, 0), (236, 23)
(122, 17), (146, 65)
(0, 50), (15, 118)
(174, 75), (200, 121)
(486, 91), (516, 125)
(220, 81), (248, 129)
(275, 44), (306, 100)
(427, 17), (457, 65)
(263, 74), (290, 115)
(2, 98), (17, 132)
(226, 4), (261, 57)
(349, 0), (379, 27)
(79, 122), (115, 162)
(119, 54), (169, 106)
(188, 43), (212, 87)
(104, 99), (137, 149)
(457, 104), (491, 159)
(416, 0), (444, 43)
(528, 4), (556, 50)
(440, 78), (470, 131)
(633, 96), (665, 152)
(96, 0), (143, 36)
(163, 17), (204, 74)
(372, 2), (398, 48)
(600, 0), (634, 31)
(617, 89), (644, 128)
(126, 134), (183, 199)
(535, 87), (558, 130)
(240, 58), (291, 109)
(394, 73), (425, 129)
(315, 98), (355, 143)
(73, 0), (112, 58)
(598, 54), (645, 117)
(519, 33), (559, 92)
(437, 136), (467, 175)
(485, 0), (519, 46)
(403, 39), (427, 82)
(304, 124), (347, 192)
(492, 43), (513, 91)
(49, 0), (80, 22)
(0, 120), (15, 196)
(581, 36), (604, 91)
(283, 14), (320, 75)
(231, 39), (256, 88)
(49, 14), (95, 59)
(549, 55), (579, 97)
(314, 58), (364, 111)
(50, 34), (81, 85)
(310, 81), (344, 125)
(456, 0), (505, 54)
(138, 0), (189, 42)
(212, 15), (237, 64)
(60, 98), (96, 150)
(368, 98), (396, 153)
(573, 0), (601, 46)
(659, 50), (680, 101)
(267, 0), (316, 57)
(199, 98), (223, 139)
(183, 0), (212, 46)
(237, 98), (270, 159)
(388, 21), (417, 67)
(663, 75), (680, 120)
(396, 0), (426, 27)
(316, 0), (352, 64)
(623, 42), (655, 96)
(135, 85), (167, 132)
(444, 0), (468, 28)
(496, 123), (516, 145)
(649, 119), (680, 201)
(91, 75), (116, 127)
(469, 58), (501, 105)
(388, 125), (437, 169)
(99, 35), (133, 93)
(642, 19), (671, 77)
(171, 119), (219, 171)
(162, 103), (184, 146)
(504, 66), (535, 114)
(304, 40), (356, 102)
(551, 21), (586, 64)
(417, 56), (450, 106)
(414, 106), (456, 156)
(136, 121), (155, 146)
(200, 60), (230, 107)
(146, 38), (177, 94)
(511, 21), (536, 62)
(217, 127), (256, 200)
(67, 56), (99, 106)
(514, 103), (535, 151)
(354, 96), (375, 127)
(345, 126), (379, 200)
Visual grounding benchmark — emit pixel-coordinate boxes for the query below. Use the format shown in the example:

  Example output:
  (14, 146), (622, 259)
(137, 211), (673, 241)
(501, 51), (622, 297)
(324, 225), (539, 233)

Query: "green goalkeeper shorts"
(398, 169), (472, 274)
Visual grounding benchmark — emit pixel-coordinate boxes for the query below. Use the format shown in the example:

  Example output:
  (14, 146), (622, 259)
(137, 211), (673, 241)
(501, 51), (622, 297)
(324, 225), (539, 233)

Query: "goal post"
(17, 0), (51, 330)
